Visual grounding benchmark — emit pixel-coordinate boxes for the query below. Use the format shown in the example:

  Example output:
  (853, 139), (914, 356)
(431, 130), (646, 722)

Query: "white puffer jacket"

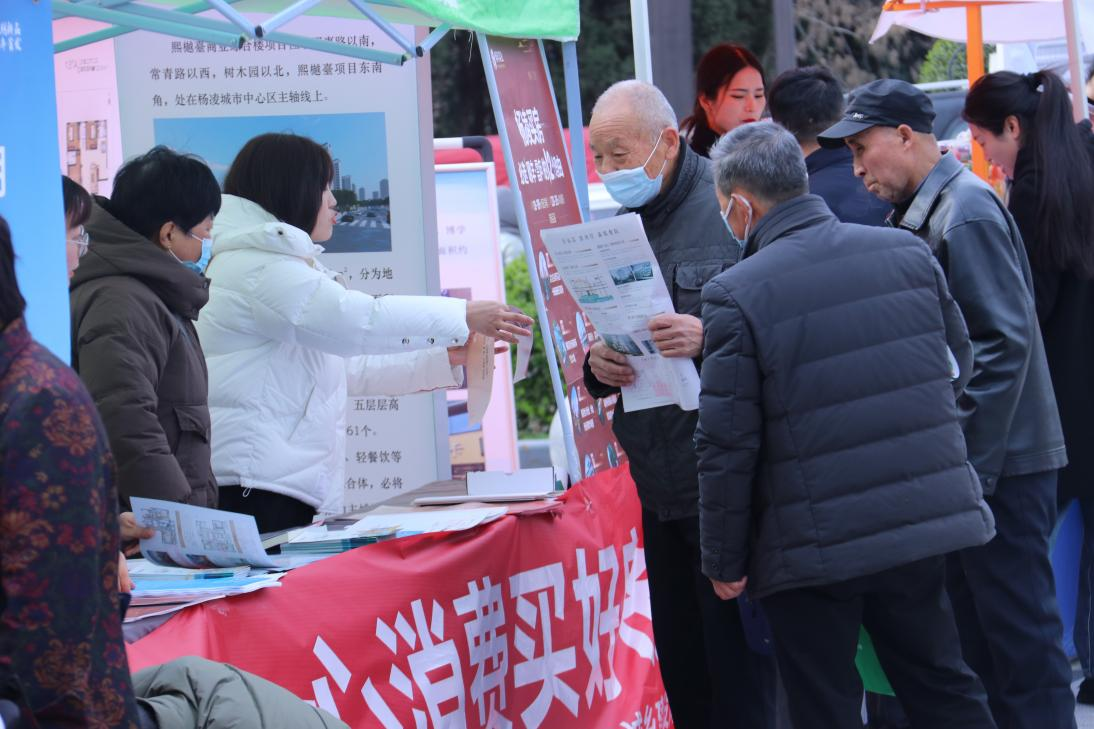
(197, 195), (468, 514)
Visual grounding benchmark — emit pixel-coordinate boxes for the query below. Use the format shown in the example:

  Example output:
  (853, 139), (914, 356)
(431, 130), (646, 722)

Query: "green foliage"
(916, 39), (993, 84)
(504, 256), (555, 437)
(793, 0), (934, 89)
(431, 0), (635, 137)
(430, 30), (495, 139)
(692, 0), (773, 70)
(542, 0), (634, 128)
(332, 189), (356, 210)
(430, 0), (943, 140)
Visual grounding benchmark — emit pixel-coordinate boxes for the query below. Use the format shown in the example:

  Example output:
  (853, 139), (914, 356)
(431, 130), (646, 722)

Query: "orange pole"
(885, 1), (1017, 9)
(966, 4), (989, 180)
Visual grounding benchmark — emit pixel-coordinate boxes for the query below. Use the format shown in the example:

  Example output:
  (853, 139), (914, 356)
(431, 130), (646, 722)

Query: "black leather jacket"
(890, 153), (1067, 494)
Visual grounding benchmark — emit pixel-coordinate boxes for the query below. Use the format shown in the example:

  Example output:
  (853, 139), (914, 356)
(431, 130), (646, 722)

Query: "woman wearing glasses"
(62, 176), (91, 278)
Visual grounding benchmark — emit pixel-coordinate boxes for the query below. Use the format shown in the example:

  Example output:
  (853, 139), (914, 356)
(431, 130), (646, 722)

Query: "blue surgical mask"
(181, 234), (213, 275)
(721, 195), (753, 252)
(601, 130), (668, 208)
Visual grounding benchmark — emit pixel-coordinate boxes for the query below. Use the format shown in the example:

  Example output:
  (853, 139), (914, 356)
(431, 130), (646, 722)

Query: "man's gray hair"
(591, 80), (677, 142)
(710, 122), (809, 205)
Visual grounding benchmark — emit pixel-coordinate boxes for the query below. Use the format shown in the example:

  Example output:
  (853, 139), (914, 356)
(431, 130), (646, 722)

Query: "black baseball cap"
(817, 79), (936, 148)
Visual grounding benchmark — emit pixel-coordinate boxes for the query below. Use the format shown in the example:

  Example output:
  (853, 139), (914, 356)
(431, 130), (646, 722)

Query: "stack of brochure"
(126, 498), (288, 609)
(129, 574), (284, 607)
(279, 525), (398, 555)
(126, 561), (251, 581)
(130, 496), (278, 570)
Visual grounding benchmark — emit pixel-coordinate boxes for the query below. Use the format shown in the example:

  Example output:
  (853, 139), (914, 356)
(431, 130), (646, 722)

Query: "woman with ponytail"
(680, 44), (766, 157)
(964, 68), (1094, 703)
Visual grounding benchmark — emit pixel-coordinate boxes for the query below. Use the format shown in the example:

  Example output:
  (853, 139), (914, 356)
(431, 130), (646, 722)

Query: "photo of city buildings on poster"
(154, 111), (391, 253)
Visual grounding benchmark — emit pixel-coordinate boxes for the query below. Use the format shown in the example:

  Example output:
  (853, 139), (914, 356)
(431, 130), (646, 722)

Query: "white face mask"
(721, 194), (753, 251)
(600, 130), (668, 208)
(170, 233), (213, 275)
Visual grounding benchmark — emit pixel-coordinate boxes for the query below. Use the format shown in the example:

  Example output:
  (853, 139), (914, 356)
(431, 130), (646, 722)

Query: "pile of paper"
(130, 497), (277, 569)
(126, 561), (250, 581)
(122, 499), (509, 625)
(130, 574), (284, 607)
(279, 525), (398, 555)
(413, 468), (558, 506)
(346, 506), (507, 538)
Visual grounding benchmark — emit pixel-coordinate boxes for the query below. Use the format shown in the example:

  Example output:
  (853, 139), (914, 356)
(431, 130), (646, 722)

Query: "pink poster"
(436, 162), (519, 475)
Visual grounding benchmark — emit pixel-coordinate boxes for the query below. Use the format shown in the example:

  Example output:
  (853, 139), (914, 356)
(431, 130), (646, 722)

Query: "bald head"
(589, 81), (681, 198)
(591, 80), (677, 142)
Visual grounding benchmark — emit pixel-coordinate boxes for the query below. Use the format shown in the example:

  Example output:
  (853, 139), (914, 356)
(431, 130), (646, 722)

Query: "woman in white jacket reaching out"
(197, 133), (532, 532)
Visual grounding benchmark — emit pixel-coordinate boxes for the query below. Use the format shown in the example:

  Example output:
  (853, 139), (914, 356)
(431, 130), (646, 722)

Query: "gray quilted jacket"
(133, 657), (347, 729)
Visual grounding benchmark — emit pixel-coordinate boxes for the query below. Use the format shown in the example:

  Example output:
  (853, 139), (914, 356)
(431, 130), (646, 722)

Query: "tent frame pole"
(630, 0), (653, 82)
(1062, 0), (1086, 122)
(562, 41), (591, 222)
(966, 5), (989, 180)
(53, 0), (245, 48)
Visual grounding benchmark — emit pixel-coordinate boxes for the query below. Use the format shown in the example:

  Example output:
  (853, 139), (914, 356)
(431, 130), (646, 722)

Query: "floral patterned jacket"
(0, 318), (140, 728)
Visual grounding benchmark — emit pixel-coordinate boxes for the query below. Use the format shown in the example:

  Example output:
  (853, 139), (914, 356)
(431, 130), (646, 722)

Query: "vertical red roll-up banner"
(480, 36), (627, 481)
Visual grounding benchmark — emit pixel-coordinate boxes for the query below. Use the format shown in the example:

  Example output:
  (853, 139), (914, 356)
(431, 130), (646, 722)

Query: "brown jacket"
(70, 198), (217, 508)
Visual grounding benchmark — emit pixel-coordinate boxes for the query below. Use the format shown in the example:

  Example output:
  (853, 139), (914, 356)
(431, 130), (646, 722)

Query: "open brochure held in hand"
(130, 497), (277, 569)
(539, 213), (701, 412)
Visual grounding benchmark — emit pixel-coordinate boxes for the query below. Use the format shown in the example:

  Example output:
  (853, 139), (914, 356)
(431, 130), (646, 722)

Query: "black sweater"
(1007, 120), (1094, 503)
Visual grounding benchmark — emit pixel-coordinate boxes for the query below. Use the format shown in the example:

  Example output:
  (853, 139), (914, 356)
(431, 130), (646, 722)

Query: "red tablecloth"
(128, 466), (672, 729)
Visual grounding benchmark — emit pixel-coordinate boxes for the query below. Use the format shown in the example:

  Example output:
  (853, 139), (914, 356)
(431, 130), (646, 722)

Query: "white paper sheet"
(513, 333), (533, 383)
(346, 506), (507, 537)
(131, 497), (277, 569)
(466, 334), (495, 426)
(467, 467), (555, 497)
(540, 213), (701, 412)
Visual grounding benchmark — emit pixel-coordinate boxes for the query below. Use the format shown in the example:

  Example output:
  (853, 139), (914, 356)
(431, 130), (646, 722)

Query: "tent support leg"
(966, 5), (988, 180)
(562, 41), (590, 222)
(1063, 0), (1087, 122)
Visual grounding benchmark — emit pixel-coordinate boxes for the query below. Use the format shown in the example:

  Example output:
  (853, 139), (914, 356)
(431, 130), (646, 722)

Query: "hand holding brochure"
(130, 497), (277, 569)
(540, 213), (701, 412)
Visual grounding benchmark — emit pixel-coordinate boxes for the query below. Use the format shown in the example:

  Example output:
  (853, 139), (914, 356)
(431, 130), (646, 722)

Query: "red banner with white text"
(481, 36), (627, 480)
(128, 467), (672, 729)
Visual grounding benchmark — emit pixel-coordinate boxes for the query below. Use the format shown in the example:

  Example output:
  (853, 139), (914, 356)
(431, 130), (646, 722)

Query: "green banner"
(399, 0), (579, 40)
(137, 0), (580, 40)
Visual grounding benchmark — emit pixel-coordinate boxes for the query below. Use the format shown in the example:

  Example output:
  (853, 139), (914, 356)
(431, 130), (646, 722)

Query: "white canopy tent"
(872, 0), (1090, 124)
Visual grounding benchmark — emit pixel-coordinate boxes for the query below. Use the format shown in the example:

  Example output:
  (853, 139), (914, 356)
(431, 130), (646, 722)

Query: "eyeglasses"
(67, 228), (89, 258)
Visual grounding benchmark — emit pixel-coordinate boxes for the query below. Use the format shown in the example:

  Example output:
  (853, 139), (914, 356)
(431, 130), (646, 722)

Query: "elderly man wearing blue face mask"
(584, 80), (775, 729)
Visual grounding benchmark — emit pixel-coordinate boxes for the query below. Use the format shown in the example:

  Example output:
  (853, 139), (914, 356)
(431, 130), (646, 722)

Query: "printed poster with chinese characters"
(482, 36), (627, 480)
(113, 17), (448, 511)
